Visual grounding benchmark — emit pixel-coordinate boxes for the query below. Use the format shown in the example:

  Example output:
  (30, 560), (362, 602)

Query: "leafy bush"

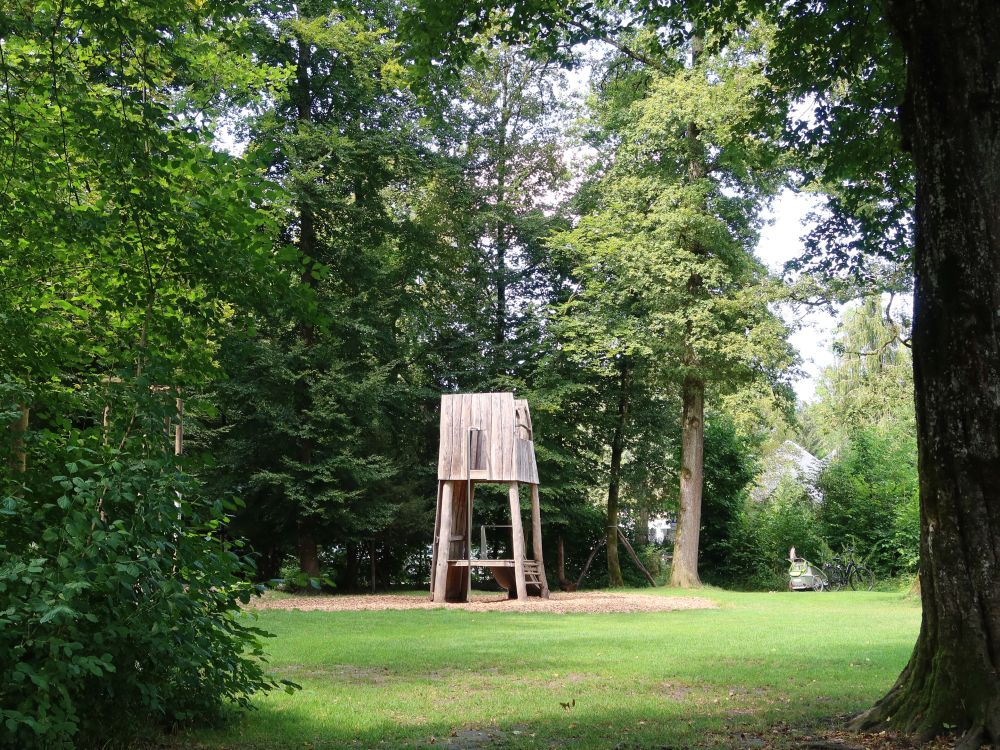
(0, 393), (288, 749)
(725, 478), (827, 590)
(817, 427), (918, 574)
(698, 416), (759, 585)
(890, 489), (921, 573)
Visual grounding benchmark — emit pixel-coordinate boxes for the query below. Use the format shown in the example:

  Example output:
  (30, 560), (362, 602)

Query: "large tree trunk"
(296, 525), (322, 581)
(8, 404), (28, 474)
(606, 358), (632, 588)
(556, 535), (576, 591)
(853, 2), (1000, 745)
(669, 30), (707, 590)
(670, 374), (704, 588)
(293, 31), (322, 578)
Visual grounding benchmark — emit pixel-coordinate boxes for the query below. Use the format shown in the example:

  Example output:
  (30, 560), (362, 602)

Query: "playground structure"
(430, 393), (549, 603)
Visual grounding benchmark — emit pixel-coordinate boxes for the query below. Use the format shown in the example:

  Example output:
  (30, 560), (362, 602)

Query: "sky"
(754, 190), (840, 403)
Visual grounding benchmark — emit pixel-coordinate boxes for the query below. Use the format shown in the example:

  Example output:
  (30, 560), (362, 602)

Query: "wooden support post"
(508, 482), (528, 600)
(432, 481), (454, 603)
(465, 482), (475, 601)
(174, 397), (184, 456)
(617, 528), (657, 587)
(9, 404), (28, 474)
(429, 481), (443, 599)
(529, 483), (549, 597)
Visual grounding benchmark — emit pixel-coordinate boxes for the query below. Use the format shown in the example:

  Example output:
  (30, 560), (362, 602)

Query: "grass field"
(175, 588), (921, 749)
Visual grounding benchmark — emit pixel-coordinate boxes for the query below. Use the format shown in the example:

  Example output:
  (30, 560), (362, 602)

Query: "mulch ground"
(715, 723), (961, 750)
(248, 590), (717, 614)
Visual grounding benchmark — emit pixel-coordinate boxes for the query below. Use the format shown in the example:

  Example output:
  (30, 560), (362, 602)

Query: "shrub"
(817, 427), (918, 574)
(698, 416), (759, 585)
(0, 400), (288, 748)
(725, 477), (827, 590)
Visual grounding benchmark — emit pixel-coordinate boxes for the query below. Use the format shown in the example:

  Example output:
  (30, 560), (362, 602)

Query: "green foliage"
(0, 388), (287, 749)
(816, 427), (918, 575)
(791, 296), (919, 576)
(801, 297), (914, 456)
(201, 0), (447, 583)
(891, 491), (921, 574)
(0, 2), (292, 744)
(725, 480), (831, 591)
(698, 415), (760, 583)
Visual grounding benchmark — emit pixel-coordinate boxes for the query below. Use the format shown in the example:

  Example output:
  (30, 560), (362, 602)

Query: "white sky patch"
(755, 189), (839, 404)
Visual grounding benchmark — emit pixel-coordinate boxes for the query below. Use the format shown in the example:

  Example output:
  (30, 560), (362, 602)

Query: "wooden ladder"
(523, 560), (549, 596)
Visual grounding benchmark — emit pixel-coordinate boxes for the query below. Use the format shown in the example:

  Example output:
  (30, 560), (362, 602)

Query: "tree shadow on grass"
(172, 685), (876, 750)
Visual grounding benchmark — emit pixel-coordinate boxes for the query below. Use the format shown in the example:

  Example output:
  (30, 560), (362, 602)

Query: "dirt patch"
(248, 591), (717, 615)
(660, 681), (693, 701)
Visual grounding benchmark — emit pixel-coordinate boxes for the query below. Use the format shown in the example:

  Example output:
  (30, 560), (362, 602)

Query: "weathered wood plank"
(461, 393), (473, 478)
(448, 559), (516, 568)
(490, 392), (503, 480)
(438, 395), (453, 480)
(428, 480), (444, 600)
(530, 483), (549, 598)
(436, 392), (537, 482)
(508, 482), (528, 600)
(451, 394), (465, 479)
(501, 393), (514, 480)
(432, 481), (454, 603)
(466, 482), (475, 599)
(469, 395), (481, 470)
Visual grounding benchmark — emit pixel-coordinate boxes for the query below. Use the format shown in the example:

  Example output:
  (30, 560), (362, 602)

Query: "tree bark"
(293, 31), (322, 578)
(556, 535), (576, 591)
(494, 88), (511, 364)
(670, 374), (705, 588)
(606, 357), (632, 587)
(340, 543), (359, 593)
(636, 505), (649, 547)
(8, 404), (28, 474)
(296, 525), (322, 581)
(852, 2), (1000, 745)
(669, 30), (707, 590)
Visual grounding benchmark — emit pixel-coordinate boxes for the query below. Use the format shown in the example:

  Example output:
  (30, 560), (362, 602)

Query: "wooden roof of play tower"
(437, 392), (539, 485)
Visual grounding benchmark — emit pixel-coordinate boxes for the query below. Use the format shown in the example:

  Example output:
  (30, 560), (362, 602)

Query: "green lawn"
(176, 589), (920, 749)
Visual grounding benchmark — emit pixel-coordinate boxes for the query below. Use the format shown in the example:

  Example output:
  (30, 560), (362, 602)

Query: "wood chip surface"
(248, 590), (717, 614)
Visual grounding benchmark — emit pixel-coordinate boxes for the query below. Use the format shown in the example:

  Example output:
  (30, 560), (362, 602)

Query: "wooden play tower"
(430, 393), (549, 603)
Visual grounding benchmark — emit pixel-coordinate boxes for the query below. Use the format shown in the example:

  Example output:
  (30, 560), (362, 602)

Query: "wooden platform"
(447, 559), (517, 567)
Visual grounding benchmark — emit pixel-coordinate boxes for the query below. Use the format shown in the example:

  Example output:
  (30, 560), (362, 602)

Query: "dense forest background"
(1, 2), (921, 745)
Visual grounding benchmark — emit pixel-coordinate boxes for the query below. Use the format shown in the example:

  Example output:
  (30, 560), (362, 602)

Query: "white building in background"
(751, 440), (828, 505)
(648, 516), (676, 545)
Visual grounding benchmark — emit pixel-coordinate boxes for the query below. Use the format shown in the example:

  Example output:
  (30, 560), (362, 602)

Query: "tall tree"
(801, 295), (914, 456)
(213, 0), (435, 583)
(0, 1), (287, 744)
(553, 34), (794, 585)
(421, 41), (570, 390)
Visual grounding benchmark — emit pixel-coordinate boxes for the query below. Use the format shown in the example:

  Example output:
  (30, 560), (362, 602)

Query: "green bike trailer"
(788, 557), (826, 591)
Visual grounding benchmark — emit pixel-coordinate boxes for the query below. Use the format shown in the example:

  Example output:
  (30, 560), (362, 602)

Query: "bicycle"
(822, 548), (875, 591)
